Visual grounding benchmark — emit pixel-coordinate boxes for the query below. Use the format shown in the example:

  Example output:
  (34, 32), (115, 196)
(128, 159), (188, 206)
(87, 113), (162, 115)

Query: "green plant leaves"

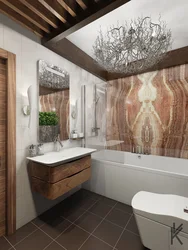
(39, 112), (59, 126)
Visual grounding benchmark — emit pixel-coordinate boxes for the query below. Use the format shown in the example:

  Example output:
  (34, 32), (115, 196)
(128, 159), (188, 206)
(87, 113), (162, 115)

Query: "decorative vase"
(39, 125), (60, 143)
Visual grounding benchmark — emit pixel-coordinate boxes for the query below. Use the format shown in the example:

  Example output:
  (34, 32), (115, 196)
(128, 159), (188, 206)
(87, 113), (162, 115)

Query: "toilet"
(132, 192), (188, 250)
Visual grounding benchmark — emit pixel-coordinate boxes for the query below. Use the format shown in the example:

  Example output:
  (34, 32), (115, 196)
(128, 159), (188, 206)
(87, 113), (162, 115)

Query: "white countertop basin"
(27, 147), (96, 166)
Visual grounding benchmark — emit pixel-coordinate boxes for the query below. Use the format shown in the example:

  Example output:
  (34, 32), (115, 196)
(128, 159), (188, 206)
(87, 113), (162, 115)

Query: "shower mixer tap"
(136, 145), (142, 154)
(92, 127), (100, 136)
(132, 145), (144, 154)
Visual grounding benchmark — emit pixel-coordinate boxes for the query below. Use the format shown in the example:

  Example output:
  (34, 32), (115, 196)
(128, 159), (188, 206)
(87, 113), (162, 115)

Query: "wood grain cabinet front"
(29, 155), (91, 200)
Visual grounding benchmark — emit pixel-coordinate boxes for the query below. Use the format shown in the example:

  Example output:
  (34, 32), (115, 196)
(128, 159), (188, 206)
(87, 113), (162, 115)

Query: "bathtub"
(83, 150), (188, 205)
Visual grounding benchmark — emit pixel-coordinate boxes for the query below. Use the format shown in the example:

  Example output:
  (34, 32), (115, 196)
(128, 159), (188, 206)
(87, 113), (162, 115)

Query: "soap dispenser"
(71, 129), (78, 139)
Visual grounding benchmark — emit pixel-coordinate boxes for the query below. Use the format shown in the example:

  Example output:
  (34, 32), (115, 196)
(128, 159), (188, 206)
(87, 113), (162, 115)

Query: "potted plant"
(39, 112), (60, 142)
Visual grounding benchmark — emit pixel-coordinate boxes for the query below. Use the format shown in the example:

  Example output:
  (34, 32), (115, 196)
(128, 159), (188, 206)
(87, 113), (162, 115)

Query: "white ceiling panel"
(67, 0), (188, 58)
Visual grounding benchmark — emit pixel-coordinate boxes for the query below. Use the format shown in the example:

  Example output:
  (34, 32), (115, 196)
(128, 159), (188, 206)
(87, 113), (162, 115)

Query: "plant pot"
(39, 125), (60, 143)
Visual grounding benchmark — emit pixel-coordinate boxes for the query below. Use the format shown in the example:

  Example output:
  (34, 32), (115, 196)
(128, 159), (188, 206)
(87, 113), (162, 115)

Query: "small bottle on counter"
(37, 144), (44, 156)
(28, 144), (37, 157)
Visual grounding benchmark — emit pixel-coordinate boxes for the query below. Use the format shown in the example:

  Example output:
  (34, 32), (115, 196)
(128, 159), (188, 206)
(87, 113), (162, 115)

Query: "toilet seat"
(132, 191), (188, 234)
(132, 192), (188, 250)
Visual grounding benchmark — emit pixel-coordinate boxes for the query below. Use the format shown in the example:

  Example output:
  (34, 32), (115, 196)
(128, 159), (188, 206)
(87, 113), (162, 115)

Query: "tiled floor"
(1, 189), (148, 250)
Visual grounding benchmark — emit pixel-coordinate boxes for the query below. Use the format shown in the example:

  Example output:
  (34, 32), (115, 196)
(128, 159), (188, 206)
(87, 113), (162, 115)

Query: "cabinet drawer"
(32, 168), (91, 200)
(31, 156), (91, 183)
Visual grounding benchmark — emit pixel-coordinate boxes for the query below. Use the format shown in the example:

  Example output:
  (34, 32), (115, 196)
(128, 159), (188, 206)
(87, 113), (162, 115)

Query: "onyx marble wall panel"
(106, 64), (188, 159)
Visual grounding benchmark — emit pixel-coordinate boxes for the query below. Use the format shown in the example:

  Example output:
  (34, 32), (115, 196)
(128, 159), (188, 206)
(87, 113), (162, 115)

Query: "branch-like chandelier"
(93, 17), (172, 74)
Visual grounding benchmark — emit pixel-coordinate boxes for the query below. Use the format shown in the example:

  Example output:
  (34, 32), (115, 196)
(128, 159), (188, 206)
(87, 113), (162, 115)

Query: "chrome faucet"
(54, 134), (63, 152)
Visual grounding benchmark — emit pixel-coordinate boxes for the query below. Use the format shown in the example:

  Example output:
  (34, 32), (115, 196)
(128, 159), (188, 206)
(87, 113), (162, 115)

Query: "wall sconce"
(22, 85), (33, 128)
(22, 105), (30, 116)
(71, 99), (78, 120)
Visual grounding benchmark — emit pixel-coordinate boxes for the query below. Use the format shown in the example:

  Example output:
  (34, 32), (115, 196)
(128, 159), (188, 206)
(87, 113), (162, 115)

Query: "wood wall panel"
(0, 49), (8, 59)
(0, 221), (5, 236)
(7, 52), (16, 235)
(0, 57), (6, 237)
(0, 49), (16, 236)
(0, 170), (6, 192)
(106, 64), (188, 159)
(0, 192), (5, 223)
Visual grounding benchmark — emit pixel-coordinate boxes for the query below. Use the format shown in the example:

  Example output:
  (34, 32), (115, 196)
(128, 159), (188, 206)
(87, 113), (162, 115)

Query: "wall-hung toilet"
(132, 192), (188, 250)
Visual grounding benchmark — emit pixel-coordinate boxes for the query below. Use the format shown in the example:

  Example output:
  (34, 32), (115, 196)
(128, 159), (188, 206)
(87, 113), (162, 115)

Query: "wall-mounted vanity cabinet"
(27, 147), (96, 200)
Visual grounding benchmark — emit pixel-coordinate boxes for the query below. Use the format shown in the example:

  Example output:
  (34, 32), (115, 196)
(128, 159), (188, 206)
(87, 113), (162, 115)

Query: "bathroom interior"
(0, 0), (188, 249)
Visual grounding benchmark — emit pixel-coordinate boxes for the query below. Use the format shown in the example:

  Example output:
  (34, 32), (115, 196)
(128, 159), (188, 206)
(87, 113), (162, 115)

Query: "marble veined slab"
(107, 64), (188, 159)
(27, 147), (96, 166)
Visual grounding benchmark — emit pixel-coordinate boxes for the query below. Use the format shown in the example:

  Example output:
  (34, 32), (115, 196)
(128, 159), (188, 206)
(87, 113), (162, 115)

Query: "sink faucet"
(54, 134), (63, 152)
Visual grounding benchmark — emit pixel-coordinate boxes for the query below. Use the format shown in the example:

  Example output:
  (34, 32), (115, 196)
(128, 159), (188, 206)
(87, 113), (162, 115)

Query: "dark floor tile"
(69, 189), (91, 202)
(63, 207), (85, 222)
(45, 242), (64, 250)
(57, 199), (78, 216)
(89, 201), (112, 217)
(116, 230), (145, 250)
(14, 230), (52, 250)
(37, 209), (61, 225)
(89, 192), (102, 201)
(75, 212), (102, 233)
(126, 215), (139, 235)
(100, 197), (117, 207)
(40, 217), (71, 238)
(78, 189), (102, 201)
(6, 222), (37, 245)
(56, 224), (89, 250)
(79, 197), (97, 210)
(115, 202), (133, 214)
(32, 217), (45, 228)
(62, 190), (101, 212)
(106, 208), (131, 228)
(80, 236), (113, 250)
(93, 220), (123, 247)
(0, 237), (12, 250)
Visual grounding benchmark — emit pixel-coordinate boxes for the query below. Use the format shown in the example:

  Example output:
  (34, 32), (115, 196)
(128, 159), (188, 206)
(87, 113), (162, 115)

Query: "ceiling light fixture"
(93, 16), (172, 74)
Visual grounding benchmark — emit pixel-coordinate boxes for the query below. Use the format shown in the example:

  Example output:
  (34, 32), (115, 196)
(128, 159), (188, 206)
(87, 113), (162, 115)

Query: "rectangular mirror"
(38, 60), (70, 143)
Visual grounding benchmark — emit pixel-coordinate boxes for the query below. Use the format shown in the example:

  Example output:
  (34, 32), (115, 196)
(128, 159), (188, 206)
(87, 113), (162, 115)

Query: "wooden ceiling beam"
(45, 38), (107, 81)
(18, 0), (59, 29)
(57, 0), (84, 17)
(76, 0), (87, 10)
(42, 0), (130, 46)
(38, 0), (76, 25)
(0, 2), (44, 37)
(57, 0), (85, 23)
(1, 0), (51, 33)
(57, 0), (76, 17)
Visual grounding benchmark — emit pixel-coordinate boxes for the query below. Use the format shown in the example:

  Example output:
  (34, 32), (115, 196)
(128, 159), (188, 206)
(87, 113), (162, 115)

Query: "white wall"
(0, 13), (105, 229)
